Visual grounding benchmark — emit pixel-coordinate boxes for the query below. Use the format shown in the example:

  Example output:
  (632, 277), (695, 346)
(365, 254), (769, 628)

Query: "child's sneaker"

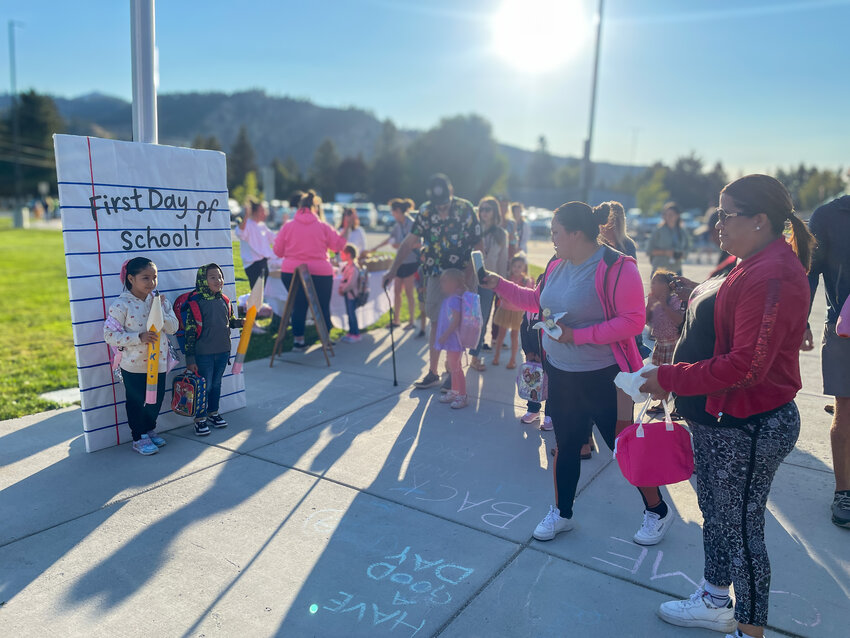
(520, 411), (540, 424)
(450, 394), (469, 409)
(342, 334), (362, 343)
(147, 431), (167, 447)
(439, 391), (458, 404)
(194, 419), (211, 436)
(132, 435), (159, 455)
(208, 413), (227, 428)
(540, 416), (553, 431)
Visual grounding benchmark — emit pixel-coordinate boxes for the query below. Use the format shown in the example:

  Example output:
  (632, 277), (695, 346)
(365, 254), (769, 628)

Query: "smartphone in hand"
(471, 250), (486, 283)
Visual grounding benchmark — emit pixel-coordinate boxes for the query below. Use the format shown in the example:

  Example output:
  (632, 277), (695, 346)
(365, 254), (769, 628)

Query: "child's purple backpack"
(458, 291), (483, 349)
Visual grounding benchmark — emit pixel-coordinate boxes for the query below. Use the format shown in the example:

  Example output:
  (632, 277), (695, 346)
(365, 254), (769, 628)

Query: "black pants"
(122, 370), (166, 441)
(280, 272), (333, 338)
(544, 362), (620, 518)
(244, 258), (268, 290)
(691, 403), (799, 627)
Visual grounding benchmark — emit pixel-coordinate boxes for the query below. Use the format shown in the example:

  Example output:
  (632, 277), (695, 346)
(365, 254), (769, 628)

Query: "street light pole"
(579, 0), (604, 204)
(8, 20), (22, 203)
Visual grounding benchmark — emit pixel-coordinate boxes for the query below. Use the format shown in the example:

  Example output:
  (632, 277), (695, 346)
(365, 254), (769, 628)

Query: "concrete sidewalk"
(1, 258), (847, 637)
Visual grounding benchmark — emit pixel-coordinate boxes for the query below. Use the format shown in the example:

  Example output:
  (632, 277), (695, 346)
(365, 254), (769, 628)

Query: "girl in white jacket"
(103, 257), (178, 455)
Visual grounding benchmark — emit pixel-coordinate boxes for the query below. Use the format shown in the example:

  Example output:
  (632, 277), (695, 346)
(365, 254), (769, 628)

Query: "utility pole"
(9, 20), (22, 204)
(579, 0), (604, 204)
(130, 0), (158, 144)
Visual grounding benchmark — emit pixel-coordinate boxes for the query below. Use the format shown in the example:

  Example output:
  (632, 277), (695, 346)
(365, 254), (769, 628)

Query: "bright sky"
(3, 0), (848, 173)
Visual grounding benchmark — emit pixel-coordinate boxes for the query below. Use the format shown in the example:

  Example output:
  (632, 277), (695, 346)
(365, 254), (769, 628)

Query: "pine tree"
(227, 126), (257, 190)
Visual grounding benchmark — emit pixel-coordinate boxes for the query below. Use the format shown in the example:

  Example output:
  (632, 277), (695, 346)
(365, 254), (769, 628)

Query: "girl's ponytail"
(787, 212), (816, 274)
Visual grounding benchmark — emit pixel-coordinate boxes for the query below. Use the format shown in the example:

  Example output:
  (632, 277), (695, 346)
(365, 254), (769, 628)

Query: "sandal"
(506, 361), (516, 370)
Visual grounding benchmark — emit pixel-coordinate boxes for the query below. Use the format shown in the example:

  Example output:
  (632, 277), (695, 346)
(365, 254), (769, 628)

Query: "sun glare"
(491, 0), (589, 73)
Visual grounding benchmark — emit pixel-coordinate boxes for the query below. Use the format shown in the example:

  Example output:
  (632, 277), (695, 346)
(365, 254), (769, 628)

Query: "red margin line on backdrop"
(87, 137), (121, 445)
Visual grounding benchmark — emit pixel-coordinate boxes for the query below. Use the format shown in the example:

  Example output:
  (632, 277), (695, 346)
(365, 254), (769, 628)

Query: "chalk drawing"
(591, 536), (822, 628)
(389, 473), (531, 529)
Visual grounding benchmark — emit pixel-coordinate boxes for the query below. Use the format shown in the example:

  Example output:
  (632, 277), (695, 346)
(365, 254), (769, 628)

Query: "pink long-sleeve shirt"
(273, 208), (348, 276)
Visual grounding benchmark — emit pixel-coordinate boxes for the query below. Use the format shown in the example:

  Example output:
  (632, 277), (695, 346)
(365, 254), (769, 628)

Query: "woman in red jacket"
(641, 175), (815, 638)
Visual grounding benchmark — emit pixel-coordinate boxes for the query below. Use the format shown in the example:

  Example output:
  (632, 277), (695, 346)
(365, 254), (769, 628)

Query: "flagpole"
(130, 0), (158, 144)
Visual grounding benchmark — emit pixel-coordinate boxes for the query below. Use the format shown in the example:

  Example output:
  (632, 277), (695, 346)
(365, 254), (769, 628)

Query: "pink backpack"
(457, 291), (483, 349)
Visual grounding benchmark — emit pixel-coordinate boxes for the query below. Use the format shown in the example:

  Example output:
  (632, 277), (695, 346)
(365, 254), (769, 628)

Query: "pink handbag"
(614, 399), (694, 487)
(837, 295), (850, 338)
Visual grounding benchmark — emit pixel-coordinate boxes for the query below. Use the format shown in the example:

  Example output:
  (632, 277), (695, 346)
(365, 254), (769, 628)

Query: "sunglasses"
(716, 207), (758, 224)
(479, 206), (495, 213)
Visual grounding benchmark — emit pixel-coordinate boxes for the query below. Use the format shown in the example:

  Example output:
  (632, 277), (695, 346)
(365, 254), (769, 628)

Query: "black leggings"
(544, 363), (621, 518)
(280, 271), (333, 338)
(122, 370), (166, 441)
(244, 258), (268, 290)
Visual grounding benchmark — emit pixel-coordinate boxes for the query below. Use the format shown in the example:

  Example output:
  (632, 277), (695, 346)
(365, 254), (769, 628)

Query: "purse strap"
(635, 398), (675, 438)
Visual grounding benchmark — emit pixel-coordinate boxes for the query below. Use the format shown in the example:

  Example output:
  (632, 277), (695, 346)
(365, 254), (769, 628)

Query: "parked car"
(526, 207), (553, 238)
(323, 203), (343, 226)
(353, 202), (378, 229)
(376, 204), (394, 231)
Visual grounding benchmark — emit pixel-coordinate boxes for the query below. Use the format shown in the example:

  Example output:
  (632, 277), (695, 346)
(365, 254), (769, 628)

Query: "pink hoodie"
(495, 250), (644, 372)
(273, 208), (348, 276)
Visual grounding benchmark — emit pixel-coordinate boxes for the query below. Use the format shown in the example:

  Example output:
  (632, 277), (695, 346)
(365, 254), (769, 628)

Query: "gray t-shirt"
(539, 246), (617, 372)
(194, 296), (232, 356)
(390, 215), (419, 265)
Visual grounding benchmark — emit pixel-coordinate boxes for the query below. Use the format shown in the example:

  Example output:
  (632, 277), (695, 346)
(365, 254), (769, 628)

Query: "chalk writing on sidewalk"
(591, 536), (821, 628)
(389, 471), (531, 529)
(319, 545), (476, 637)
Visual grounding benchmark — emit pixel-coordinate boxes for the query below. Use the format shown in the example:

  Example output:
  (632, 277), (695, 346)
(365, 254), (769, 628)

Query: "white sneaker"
(657, 587), (737, 633)
(532, 505), (574, 541)
(520, 411), (540, 424)
(540, 416), (553, 431)
(633, 509), (672, 546)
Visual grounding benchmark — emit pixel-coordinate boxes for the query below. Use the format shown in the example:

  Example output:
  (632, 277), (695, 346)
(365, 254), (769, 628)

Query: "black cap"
(426, 174), (452, 206)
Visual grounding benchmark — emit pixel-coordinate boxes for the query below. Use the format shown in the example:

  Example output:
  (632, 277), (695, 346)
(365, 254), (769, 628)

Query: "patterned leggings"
(689, 402), (800, 627)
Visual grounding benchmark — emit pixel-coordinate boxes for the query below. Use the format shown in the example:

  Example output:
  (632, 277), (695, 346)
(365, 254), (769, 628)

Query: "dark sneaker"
(832, 492), (850, 528)
(194, 419), (211, 436)
(440, 374), (452, 393)
(292, 341), (307, 352)
(413, 371), (441, 389)
(416, 329), (426, 338)
(208, 413), (227, 428)
(482, 343), (492, 351)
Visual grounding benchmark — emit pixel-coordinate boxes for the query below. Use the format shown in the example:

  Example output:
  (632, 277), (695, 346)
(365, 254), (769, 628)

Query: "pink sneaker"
(439, 391), (458, 404)
(540, 416), (553, 431)
(520, 411), (540, 425)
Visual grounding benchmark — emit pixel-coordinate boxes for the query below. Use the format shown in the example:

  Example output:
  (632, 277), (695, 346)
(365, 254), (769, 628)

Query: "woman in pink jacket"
(273, 190), (349, 350)
(483, 201), (672, 545)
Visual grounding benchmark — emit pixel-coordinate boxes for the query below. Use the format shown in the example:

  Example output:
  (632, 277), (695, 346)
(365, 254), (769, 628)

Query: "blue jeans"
(344, 296), (360, 335)
(469, 287), (495, 357)
(195, 351), (230, 416)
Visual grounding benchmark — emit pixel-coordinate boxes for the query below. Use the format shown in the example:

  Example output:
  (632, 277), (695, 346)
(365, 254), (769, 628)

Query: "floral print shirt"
(411, 197), (482, 277)
(103, 291), (178, 374)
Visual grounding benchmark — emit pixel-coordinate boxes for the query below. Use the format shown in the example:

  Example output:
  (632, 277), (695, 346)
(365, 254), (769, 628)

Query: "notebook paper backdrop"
(54, 135), (246, 452)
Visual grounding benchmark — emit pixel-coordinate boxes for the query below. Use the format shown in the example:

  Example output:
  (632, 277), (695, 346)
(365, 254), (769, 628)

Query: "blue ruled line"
(58, 181), (228, 194)
(66, 245), (233, 256)
(82, 388), (245, 431)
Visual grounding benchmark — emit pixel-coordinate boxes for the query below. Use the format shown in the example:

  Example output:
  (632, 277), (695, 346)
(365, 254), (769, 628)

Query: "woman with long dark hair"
(469, 196), (508, 371)
(483, 202), (673, 545)
(642, 175), (815, 638)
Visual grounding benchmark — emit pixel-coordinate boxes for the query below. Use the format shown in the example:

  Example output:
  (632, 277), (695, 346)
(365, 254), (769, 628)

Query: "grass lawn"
(0, 226), (542, 420)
